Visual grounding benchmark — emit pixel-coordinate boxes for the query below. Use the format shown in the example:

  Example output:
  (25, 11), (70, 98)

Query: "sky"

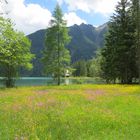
(1, 0), (119, 35)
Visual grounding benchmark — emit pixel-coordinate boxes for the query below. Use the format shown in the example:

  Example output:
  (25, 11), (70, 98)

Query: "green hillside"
(22, 23), (108, 76)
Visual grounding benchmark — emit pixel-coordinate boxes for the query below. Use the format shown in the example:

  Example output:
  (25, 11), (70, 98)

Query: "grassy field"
(0, 85), (140, 140)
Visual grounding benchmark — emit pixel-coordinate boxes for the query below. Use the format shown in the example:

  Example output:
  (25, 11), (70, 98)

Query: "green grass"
(0, 85), (140, 140)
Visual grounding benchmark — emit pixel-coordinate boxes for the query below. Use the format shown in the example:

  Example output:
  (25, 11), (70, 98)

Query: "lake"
(0, 77), (105, 87)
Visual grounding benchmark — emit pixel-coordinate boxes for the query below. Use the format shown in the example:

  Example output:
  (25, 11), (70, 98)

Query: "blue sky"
(3, 0), (118, 34)
(25, 0), (111, 26)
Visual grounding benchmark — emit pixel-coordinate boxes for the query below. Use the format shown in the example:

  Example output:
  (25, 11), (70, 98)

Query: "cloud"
(2, 0), (87, 34)
(64, 12), (86, 26)
(4, 0), (52, 35)
(57, 0), (118, 15)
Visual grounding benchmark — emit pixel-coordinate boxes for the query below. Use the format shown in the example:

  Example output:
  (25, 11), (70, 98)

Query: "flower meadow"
(0, 85), (140, 139)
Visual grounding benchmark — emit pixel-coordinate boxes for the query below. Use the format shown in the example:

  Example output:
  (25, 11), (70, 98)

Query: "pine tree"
(43, 4), (71, 85)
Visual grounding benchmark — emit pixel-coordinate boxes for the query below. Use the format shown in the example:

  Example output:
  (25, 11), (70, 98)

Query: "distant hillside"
(22, 23), (108, 76)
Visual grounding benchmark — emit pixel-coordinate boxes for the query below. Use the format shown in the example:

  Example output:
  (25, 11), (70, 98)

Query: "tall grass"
(0, 85), (140, 139)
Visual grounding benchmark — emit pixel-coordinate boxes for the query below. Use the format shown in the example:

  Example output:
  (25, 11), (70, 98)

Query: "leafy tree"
(0, 18), (34, 87)
(101, 0), (137, 84)
(43, 4), (71, 85)
(87, 51), (103, 78)
(73, 60), (87, 77)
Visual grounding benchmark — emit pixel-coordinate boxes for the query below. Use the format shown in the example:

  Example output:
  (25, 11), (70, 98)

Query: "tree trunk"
(57, 22), (61, 86)
(5, 64), (15, 88)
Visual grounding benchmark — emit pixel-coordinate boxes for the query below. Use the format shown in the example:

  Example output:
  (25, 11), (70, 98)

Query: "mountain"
(69, 23), (108, 62)
(22, 23), (108, 76)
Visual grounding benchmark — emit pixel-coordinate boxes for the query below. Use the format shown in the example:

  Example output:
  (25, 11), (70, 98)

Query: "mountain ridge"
(22, 23), (108, 76)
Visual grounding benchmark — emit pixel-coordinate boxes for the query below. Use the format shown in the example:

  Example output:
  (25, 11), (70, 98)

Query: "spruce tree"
(132, 0), (140, 83)
(102, 0), (137, 84)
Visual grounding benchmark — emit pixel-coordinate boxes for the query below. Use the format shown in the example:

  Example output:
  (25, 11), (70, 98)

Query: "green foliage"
(132, 0), (140, 83)
(87, 51), (103, 77)
(0, 17), (34, 87)
(43, 4), (71, 85)
(101, 0), (138, 84)
(25, 24), (107, 77)
(72, 51), (103, 78)
(72, 60), (87, 77)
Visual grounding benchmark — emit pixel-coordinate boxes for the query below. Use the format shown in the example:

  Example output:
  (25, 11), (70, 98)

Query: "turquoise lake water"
(0, 77), (105, 87)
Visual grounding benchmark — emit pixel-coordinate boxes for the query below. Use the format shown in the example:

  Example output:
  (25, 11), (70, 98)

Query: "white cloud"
(57, 0), (119, 15)
(3, 0), (52, 35)
(64, 12), (86, 26)
(1, 0), (87, 34)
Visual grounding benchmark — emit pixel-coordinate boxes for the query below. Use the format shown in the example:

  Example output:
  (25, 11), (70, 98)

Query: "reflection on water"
(65, 78), (70, 85)
(0, 77), (105, 87)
